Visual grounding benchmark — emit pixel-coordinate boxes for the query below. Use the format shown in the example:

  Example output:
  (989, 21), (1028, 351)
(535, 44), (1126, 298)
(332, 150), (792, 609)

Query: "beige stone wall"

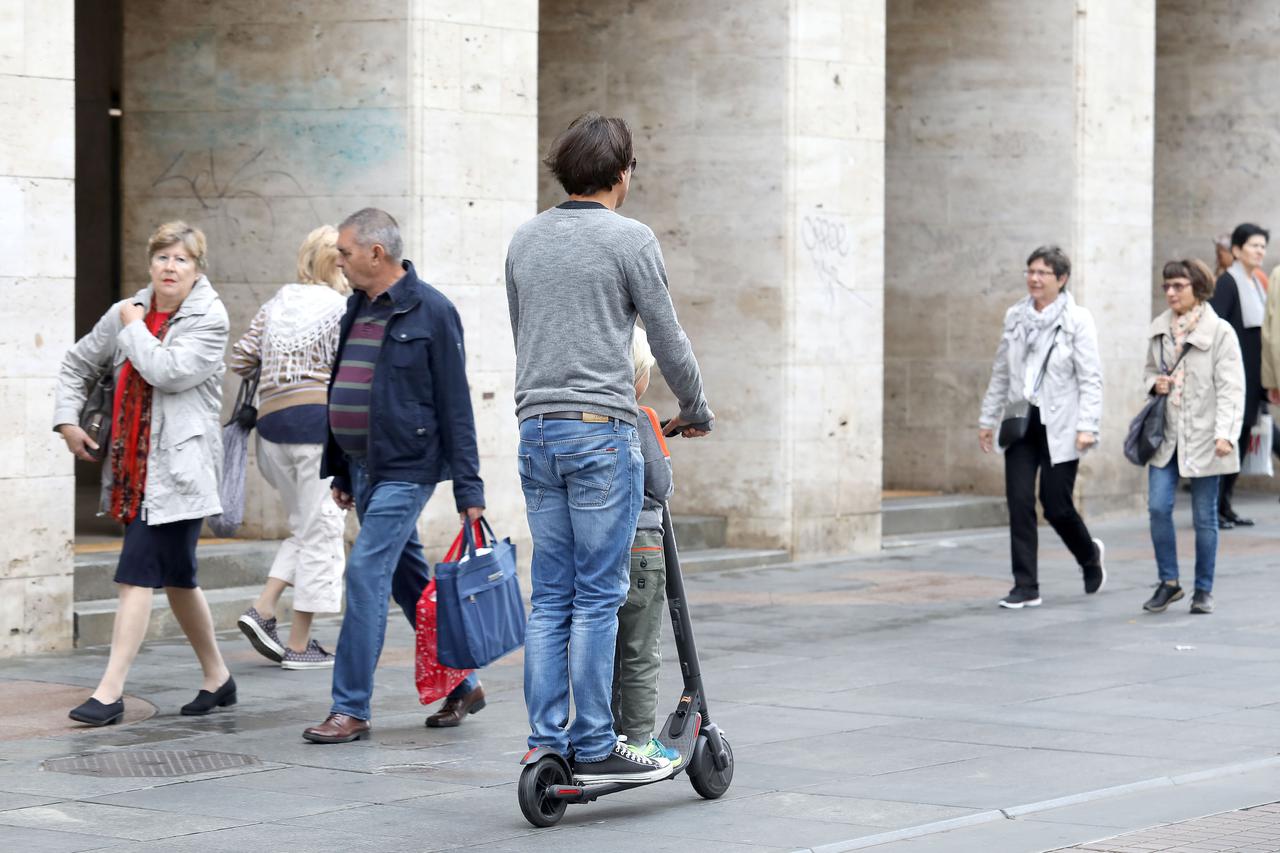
(885, 0), (1077, 496)
(885, 0), (1153, 514)
(1155, 1), (1280, 277)
(0, 0), (76, 654)
(120, 0), (538, 554)
(539, 0), (885, 555)
(1154, 1), (1280, 493)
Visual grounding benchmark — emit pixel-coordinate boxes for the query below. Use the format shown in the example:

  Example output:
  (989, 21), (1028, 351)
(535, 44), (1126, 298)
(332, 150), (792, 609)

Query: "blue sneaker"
(640, 737), (682, 768)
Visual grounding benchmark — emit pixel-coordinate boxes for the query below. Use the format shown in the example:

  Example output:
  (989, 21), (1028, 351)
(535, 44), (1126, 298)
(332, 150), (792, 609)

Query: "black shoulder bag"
(77, 364), (115, 463)
(1123, 340), (1192, 466)
(997, 329), (1060, 449)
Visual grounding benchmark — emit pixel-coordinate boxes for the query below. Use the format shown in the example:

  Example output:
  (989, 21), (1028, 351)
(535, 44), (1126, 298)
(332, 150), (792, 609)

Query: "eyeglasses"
(629, 157), (638, 173)
(1024, 269), (1057, 280)
(1161, 282), (1191, 292)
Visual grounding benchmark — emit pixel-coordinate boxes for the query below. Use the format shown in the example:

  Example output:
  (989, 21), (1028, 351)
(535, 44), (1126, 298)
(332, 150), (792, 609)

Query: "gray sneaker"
(281, 639), (335, 670)
(237, 607), (284, 662)
(1190, 590), (1215, 615)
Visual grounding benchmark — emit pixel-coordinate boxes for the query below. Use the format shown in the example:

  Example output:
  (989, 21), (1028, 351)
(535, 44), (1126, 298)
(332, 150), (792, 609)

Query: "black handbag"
(997, 330), (1060, 449)
(77, 365), (115, 462)
(1124, 341), (1191, 466)
(227, 365), (260, 429)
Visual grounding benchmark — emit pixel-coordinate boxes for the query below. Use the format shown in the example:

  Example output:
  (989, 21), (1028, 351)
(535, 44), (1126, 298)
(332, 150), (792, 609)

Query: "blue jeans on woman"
(518, 415), (643, 763)
(1148, 457), (1219, 593)
(330, 458), (478, 721)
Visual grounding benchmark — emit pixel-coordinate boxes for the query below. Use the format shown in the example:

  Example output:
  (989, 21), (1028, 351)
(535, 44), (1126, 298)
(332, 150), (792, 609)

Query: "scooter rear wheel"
(688, 732), (734, 799)
(518, 756), (570, 827)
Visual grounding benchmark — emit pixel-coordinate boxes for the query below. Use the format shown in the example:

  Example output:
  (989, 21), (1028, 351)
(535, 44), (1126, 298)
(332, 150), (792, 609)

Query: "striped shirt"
(329, 292), (395, 457)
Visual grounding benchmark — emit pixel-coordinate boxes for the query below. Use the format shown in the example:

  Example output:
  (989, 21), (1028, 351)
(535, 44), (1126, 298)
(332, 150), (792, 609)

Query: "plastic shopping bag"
(413, 523), (481, 705)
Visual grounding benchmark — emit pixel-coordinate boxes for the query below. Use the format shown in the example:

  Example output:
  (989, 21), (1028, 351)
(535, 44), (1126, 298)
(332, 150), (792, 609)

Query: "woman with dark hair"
(979, 245), (1105, 609)
(1143, 259), (1244, 615)
(1210, 222), (1269, 528)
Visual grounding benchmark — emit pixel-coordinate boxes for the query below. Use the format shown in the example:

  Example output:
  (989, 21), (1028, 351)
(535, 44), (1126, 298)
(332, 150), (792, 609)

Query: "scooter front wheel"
(688, 732), (734, 799)
(518, 756), (570, 827)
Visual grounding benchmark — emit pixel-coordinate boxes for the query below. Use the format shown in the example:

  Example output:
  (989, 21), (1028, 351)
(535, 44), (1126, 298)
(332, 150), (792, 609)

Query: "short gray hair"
(340, 207), (403, 262)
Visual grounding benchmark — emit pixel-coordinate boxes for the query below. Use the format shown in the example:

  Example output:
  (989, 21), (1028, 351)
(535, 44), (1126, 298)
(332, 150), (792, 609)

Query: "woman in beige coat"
(1143, 259), (1244, 616)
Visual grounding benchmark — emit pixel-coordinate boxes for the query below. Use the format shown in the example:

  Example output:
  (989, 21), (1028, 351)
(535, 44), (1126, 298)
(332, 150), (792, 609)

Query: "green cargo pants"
(610, 529), (667, 745)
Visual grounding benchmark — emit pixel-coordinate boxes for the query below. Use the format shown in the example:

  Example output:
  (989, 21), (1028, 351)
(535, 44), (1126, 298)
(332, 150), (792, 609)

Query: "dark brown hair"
(544, 112), (633, 196)
(1162, 258), (1215, 302)
(1026, 245), (1071, 283)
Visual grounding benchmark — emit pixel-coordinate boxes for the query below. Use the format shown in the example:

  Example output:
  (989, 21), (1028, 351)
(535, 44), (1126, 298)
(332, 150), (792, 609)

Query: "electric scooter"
(517, 501), (735, 827)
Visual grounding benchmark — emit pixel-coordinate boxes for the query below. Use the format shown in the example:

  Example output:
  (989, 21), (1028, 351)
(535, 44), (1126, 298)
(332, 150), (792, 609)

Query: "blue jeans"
(330, 458), (478, 720)
(1148, 458), (1219, 593)
(518, 416), (643, 762)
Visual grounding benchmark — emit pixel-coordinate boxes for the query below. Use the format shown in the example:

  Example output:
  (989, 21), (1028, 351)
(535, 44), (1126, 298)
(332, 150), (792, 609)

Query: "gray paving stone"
(0, 801), (252, 841)
(0, 791), (59, 811)
(86, 780), (361, 821)
(0, 824), (122, 852)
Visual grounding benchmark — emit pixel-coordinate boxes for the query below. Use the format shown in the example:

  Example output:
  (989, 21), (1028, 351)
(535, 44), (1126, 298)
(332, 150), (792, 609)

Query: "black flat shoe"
(69, 697), (124, 727)
(1218, 513), (1235, 530)
(181, 676), (237, 716)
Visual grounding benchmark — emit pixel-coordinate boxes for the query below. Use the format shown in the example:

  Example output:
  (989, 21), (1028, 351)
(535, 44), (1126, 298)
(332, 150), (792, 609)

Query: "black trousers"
(1221, 326), (1263, 511)
(1004, 407), (1098, 594)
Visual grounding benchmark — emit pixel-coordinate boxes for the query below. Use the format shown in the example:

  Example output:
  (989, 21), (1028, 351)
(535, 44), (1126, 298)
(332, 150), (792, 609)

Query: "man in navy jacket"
(303, 208), (487, 743)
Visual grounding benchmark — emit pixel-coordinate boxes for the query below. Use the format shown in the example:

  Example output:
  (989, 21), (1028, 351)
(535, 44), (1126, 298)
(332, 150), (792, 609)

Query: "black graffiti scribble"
(800, 213), (870, 307)
(151, 149), (318, 279)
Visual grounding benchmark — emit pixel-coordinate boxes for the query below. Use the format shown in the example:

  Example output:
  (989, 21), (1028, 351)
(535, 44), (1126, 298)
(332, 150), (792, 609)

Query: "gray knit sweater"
(504, 204), (710, 426)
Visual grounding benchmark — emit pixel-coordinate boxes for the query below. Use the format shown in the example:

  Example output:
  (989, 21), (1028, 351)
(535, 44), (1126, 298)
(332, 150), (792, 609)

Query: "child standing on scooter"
(611, 326), (683, 767)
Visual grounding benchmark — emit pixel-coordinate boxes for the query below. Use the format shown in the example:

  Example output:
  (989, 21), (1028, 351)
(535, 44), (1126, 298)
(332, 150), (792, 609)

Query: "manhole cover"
(42, 749), (260, 778)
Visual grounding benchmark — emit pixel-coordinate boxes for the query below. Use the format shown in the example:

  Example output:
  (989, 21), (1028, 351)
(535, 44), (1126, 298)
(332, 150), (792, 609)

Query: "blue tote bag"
(435, 518), (526, 670)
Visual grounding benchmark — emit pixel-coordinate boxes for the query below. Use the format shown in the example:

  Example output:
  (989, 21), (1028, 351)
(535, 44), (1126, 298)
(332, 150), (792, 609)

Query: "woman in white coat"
(230, 226), (349, 669)
(1142, 259), (1244, 615)
(54, 221), (234, 725)
(979, 245), (1106, 609)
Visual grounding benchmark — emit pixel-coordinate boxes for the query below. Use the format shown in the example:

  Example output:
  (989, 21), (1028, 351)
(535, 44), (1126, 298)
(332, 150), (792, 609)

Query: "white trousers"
(255, 435), (345, 614)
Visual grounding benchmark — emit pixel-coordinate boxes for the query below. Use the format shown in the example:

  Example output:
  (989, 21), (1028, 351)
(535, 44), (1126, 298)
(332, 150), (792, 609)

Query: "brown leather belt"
(536, 411), (613, 423)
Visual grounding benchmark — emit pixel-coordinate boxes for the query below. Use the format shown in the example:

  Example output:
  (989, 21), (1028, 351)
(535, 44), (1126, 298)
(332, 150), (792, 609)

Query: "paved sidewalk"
(3, 495), (1280, 852)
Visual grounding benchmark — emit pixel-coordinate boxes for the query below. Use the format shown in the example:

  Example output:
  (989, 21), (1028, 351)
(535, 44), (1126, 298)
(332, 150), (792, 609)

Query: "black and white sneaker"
(999, 588), (1042, 609)
(1083, 538), (1106, 594)
(573, 739), (671, 784)
(237, 607), (285, 662)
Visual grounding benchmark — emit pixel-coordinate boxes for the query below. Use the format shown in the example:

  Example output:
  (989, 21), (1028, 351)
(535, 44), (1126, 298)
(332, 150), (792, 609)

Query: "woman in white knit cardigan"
(231, 225), (350, 670)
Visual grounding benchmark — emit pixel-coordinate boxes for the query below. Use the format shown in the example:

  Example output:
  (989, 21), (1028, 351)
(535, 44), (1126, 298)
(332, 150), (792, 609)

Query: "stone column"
(787, 0), (886, 553)
(121, 1), (539, 554)
(539, 0), (886, 557)
(0, 0), (76, 654)
(1071, 0), (1155, 516)
(406, 0), (539, 547)
(885, 0), (1154, 516)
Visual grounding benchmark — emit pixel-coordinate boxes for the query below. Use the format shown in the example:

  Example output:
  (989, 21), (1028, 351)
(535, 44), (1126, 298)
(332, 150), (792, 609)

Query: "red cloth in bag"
(414, 523), (481, 705)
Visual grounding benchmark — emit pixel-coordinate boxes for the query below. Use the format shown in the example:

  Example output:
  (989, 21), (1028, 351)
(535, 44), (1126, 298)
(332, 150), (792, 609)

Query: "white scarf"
(1018, 292), (1067, 401)
(1228, 261), (1266, 329)
(261, 284), (348, 385)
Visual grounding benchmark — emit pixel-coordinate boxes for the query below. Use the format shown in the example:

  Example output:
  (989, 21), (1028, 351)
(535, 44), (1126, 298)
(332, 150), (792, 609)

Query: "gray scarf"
(1017, 292), (1067, 357)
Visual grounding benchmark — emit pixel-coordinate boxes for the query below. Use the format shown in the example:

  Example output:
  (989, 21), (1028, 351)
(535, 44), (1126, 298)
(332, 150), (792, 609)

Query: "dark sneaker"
(238, 607), (284, 662)
(1083, 538), (1106, 594)
(573, 739), (671, 784)
(1190, 590), (1215, 614)
(281, 639), (335, 670)
(999, 588), (1042, 609)
(1218, 512), (1235, 530)
(1143, 582), (1184, 613)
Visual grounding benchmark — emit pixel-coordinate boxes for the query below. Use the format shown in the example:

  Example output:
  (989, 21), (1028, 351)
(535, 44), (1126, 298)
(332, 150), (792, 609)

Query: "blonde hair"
(297, 225), (349, 294)
(632, 324), (656, 383)
(148, 221), (208, 270)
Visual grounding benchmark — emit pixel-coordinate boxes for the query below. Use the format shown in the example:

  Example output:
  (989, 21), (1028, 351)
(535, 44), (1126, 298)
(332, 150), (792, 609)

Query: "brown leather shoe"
(302, 713), (370, 743)
(426, 684), (486, 728)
